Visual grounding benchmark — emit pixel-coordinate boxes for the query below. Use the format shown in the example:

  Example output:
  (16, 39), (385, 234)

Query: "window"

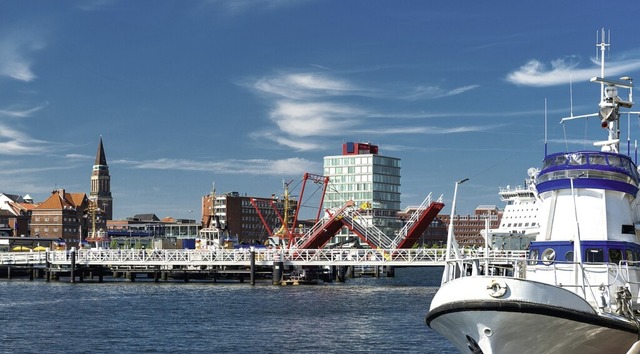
(609, 248), (623, 264)
(586, 248), (604, 262)
(625, 249), (634, 262)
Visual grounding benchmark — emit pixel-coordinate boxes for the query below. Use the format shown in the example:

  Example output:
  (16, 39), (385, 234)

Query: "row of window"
(530, 243), (639, 265)
(33, 217), (80, 223)
(33, 227), (79, 233)
(324, 156), (374, 166)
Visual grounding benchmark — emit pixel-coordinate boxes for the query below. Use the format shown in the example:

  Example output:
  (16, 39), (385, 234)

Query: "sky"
(2, 0), (640, 220)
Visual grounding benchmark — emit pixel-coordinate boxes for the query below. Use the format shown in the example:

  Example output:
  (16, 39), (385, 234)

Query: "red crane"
(250, 173), (329, 248)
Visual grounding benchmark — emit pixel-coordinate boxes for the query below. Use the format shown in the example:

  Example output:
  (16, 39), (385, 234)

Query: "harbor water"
(0, 267), (455, 353)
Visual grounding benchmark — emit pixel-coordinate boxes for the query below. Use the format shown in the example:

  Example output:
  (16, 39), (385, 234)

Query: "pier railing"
(0, 248), (532, 268)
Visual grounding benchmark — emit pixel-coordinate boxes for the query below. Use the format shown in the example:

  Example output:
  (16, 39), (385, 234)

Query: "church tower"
(90, 137), (113, 220)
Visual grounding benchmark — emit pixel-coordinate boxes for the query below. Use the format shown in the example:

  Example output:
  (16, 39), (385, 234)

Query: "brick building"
(30, 189), (90, 245)
(438, 205), (502, 247)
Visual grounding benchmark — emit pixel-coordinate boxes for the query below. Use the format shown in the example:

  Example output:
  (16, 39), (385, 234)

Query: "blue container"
(181, 238), (196, 249)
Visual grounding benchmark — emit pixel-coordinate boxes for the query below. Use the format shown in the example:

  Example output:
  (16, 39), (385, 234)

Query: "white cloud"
(77, 0), (116, 11)
(250, 131), (322, 151)
(357, 124), (505, 135)
(0, 30), (45, 82)
(115, 157), (320, 176)
(246, 69), (485, 150)
(204, 0), (306, 14)
(0, 103), (47, 118)
(506, 55), (640, 87)
(270, 100), (364, 137)
(403, 84), (479, 100)
(254, 72), (360, 99)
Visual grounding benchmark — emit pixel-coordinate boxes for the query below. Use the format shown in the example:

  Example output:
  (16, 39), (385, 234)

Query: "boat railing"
(443, 256), (636, 314)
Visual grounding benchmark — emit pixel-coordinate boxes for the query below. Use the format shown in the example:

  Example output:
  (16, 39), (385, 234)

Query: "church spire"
(90, 136), (113, 220)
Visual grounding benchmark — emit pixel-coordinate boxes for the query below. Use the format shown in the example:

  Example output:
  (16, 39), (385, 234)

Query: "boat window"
(626, 249), (634, 262)
(608, 155), (621, 167)
(569, 153), (586, 166)
(589, 154), (607, 165)
(554, 155), (568, 166)
(541, 248), (556, 265)
(586, 248), (604, 262)
(622, 225), (635, 234)
(609, 248), (623, 264)
(565, 251), (574, 262)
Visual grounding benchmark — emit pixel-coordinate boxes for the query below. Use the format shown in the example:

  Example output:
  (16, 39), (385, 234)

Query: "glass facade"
(323, 150), (402, 242)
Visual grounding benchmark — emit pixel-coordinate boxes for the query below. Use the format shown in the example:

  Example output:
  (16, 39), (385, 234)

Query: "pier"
(0, 248), (528, 283)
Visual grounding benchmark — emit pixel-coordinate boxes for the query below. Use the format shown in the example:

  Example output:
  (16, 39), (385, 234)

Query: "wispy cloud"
(254, 72), (364, 100)
(114, 157), (320, 176)
(0, 123), (53, 155)
(246, 69), (481, 150)
(0, 103), (47, 118)
(203, 0), (306, 15)
(0, 30), (45, 82)
(357, 124), (506, 135)
(76, 0), (116, 11)
(402, 84), (479, 100)
(506, 54), (640, 87)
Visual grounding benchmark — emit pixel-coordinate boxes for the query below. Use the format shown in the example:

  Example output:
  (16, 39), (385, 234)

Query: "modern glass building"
(323, 142), (402, 244)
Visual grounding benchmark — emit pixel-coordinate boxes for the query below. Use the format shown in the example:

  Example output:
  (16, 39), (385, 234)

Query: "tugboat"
(427, 31), (640, 354)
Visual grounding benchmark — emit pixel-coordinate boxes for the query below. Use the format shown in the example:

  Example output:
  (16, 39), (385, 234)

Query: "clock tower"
(90, 137), (113, 220)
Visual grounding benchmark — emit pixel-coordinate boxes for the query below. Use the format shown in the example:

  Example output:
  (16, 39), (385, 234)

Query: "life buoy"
(487, 279), (508, 298)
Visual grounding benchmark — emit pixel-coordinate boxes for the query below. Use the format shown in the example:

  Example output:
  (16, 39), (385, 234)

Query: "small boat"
(281, 268), (321, 285)
(427, 30), (640, 354)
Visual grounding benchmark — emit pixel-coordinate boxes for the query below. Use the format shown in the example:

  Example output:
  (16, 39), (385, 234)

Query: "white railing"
(0, 251), (48, 265)
(0, 248), (467, 267)
(393, 193), (435, 247)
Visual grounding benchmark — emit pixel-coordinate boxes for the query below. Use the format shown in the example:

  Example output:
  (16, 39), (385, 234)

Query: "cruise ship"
(484, 168), (539, 251)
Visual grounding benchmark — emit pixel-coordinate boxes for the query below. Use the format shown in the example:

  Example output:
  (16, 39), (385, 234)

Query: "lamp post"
(189, 210), (194, 237)
(443, 178), (468, 283)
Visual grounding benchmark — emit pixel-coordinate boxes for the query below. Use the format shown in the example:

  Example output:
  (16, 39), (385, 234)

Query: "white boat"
(197, 215), (238, 249)
(427, 31), (640, 354)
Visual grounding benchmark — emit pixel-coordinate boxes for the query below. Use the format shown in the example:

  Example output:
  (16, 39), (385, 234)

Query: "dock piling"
(250, 247), (256, 286)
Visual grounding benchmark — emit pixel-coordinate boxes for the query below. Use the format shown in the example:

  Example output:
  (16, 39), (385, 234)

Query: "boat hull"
(426, 277), (639, 354)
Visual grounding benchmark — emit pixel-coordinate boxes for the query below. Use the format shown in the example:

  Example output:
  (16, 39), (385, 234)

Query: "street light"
(189, 210), (194, 237)
(445, 178), (469, 266)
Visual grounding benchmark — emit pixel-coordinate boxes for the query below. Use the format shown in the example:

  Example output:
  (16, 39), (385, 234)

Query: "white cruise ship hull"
(427, 277), (639, 354)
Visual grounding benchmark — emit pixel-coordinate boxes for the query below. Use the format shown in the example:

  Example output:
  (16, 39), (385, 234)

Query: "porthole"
(566, 251), (574, 262)
(542, 248), (556, 265)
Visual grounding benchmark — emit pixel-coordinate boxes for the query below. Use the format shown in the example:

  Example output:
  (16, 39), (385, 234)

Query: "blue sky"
(2, 0), (640, 220)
